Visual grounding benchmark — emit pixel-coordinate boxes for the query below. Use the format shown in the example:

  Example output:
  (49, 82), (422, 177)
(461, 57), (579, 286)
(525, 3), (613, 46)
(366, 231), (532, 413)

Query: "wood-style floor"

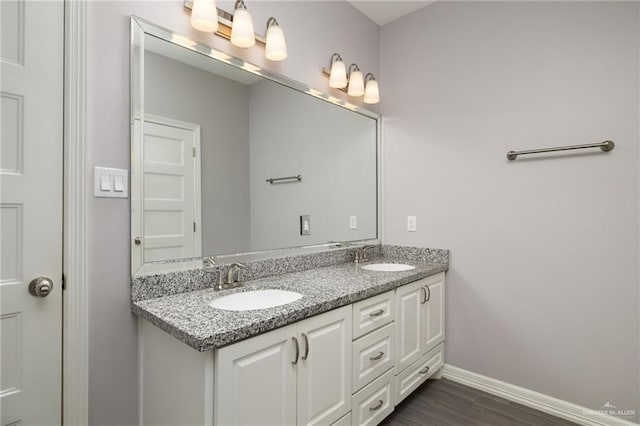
(380, 378), (578, 426)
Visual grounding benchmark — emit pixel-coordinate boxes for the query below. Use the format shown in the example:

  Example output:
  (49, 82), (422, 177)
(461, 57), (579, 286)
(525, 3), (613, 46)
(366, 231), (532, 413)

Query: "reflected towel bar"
(506, 140), (614, 161)
(266, 175), (302, 184)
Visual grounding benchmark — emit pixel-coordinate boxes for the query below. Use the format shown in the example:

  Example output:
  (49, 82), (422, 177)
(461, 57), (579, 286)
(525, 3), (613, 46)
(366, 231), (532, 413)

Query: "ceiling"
(348, 1), (434, 26)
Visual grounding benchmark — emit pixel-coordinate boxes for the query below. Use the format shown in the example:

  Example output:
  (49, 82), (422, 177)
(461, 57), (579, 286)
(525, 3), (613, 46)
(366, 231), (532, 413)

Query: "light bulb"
(231, 6), (255, 48)
(347, 69), (364, 97)
(190, 0), (218, 33)
(329, 59), (347, 89)
(364, 78), (380, 104)
(265, 19), (287, 61)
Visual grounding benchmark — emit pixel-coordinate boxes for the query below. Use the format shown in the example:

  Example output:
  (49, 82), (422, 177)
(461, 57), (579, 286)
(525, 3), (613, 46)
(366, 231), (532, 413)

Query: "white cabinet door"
(424, 273), (445, 353)
(297, 305), (352, 426)
(215, 324), (297, 426)
(394, 280), (425, 373)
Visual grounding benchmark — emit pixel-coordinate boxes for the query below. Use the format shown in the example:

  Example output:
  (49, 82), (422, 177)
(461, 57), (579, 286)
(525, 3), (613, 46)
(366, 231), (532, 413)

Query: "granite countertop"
(132, 257), (448, 352)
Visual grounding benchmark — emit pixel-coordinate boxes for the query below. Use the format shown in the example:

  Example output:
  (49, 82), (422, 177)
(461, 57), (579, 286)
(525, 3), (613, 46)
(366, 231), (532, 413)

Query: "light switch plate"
(94, 167), (129, 198)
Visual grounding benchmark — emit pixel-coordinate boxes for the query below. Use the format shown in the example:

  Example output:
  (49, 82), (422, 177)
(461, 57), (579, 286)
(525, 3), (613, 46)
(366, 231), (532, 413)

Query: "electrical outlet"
(407, 216), (417, 232)
(300, 215), (311, 236)
(349, 216), (357, 229)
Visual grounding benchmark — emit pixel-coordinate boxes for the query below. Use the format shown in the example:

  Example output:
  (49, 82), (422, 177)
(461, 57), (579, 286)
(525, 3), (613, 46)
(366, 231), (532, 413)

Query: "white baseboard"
(442, 364), (638, 426)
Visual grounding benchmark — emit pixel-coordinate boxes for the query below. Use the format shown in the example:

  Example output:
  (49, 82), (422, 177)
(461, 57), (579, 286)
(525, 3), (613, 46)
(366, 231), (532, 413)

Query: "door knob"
(29, 277), (54, 297)
(134, 237), (141, 245)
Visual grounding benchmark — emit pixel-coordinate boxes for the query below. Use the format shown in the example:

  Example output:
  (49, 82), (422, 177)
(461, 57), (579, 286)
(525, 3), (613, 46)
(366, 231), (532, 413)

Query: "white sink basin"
(360, 263), (416, 272)
(209, 289), (303, 311)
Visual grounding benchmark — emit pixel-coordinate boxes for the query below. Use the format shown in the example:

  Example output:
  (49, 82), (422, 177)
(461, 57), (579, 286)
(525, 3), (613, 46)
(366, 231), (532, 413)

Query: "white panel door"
(215, 324), (297, 426)
(0, 0), (63, 424)
(132, 117), (201, 270)
(424, 273), (445, 353)
(395, 280), (425, 373)
(297, 305), (352, 426)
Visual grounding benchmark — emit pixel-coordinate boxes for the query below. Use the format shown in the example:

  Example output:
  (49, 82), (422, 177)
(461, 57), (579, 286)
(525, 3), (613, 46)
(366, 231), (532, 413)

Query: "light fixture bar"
(184, 0), (266, 44)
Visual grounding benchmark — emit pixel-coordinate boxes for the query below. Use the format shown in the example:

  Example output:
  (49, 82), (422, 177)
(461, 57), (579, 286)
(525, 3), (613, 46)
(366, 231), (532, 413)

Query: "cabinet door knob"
(292, 337), (300, 365)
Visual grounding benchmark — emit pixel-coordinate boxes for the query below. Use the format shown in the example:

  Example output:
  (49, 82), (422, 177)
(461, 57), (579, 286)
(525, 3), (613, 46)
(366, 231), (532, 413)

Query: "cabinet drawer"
(395, 343), (444, 405)
(352, 323), (395, 393)
(353, 290), (395, 339)
(351, 369), (394, 426)
(331, 412), (351, 426)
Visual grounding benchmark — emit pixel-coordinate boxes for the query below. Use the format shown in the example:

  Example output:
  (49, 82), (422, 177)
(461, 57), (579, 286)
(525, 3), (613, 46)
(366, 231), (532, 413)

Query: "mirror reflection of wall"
(132, 22), (379, 273)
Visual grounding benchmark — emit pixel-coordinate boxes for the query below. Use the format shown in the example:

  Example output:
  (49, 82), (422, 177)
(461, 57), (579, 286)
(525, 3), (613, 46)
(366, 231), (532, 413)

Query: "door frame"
(63, 0), (89, 423)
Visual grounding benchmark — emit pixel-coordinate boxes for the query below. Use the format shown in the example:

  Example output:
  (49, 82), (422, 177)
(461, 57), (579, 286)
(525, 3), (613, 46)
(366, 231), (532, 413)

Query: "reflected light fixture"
(328, 53), (347, 89)
(230, 0), (255, 48)
(190, 0), (218, 33)
(363, 73), (380, 104)
(322, 53), (380, 104)
(347, 64), (364, 97)
(265, 17), (287, 61)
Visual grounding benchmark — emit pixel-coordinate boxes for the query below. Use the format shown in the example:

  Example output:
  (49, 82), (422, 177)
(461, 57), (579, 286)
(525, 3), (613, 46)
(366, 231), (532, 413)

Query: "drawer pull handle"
(369, 309), (385, 317)
(425, 285), (431, 302)
(292, 337), (299, 365)
(369, 399), (384, 411)
(369, 351), (384, 361)
(419, 366), (430, 375)
(420, 287), (427, 304)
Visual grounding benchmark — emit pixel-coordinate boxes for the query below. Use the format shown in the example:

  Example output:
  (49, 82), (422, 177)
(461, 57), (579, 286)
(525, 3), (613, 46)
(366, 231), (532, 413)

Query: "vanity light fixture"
(190, 0), (218, 33)
(322, 54), (380, 103)
(230, 0), (255, 48)
(185, 0), (287, 61)
(328, 53), (347, 89)
(363, 73), (380, 104)
(347, 64), (365, 97)
(265, 18), (287, 61)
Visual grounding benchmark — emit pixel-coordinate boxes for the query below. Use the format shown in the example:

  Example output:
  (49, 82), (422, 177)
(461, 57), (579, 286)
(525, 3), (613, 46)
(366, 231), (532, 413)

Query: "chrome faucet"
(214, 262), (248, 291)
(227, 262), (247, 285)
(354, 245), (377, 263)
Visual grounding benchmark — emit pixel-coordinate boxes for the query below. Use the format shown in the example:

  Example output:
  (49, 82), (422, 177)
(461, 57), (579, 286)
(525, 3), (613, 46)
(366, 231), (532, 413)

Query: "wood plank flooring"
(380, 378), (579, 426)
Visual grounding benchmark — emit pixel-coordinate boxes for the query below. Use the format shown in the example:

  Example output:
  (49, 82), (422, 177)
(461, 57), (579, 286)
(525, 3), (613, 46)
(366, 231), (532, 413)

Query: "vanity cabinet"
(215, 305), (352, 426)
(394, 272), (445, 404)
(138, 272), (446, 426)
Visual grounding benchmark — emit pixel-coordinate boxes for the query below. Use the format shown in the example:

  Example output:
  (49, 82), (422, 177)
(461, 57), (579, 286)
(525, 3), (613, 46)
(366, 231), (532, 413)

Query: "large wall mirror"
(131, 17), (380, 275)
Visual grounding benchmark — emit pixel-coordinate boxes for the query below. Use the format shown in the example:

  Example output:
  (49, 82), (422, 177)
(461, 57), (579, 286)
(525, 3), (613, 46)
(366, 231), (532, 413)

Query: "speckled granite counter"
(132, 257), (448, 351)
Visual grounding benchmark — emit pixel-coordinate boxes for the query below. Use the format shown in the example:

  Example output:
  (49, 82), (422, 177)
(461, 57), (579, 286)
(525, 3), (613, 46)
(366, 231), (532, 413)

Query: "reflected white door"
(132, 117), (201, 271)
(0, 0), (63, 424)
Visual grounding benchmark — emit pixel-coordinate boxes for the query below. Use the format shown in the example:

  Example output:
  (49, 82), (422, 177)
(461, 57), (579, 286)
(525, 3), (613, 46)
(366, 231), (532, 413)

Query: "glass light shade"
(265, 24), (287, 61)
(347, 70), (365, 97)
(230, 8), (255, 48)
(363, 79), (380, 104)
(190, 0), (218, 33)
(329, 60), (347, 89)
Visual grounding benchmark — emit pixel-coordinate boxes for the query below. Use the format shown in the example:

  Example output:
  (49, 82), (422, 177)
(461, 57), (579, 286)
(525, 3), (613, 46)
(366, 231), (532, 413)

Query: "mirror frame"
(130, 16), (382, 276)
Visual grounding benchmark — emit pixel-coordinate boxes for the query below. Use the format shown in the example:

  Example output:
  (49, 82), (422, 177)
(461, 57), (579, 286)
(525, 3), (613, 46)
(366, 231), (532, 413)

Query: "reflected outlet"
(300, 215), (311, 236)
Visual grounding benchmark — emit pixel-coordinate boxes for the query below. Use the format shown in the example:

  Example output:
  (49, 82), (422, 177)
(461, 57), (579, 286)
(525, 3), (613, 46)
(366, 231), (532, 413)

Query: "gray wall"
(248, 80), (377, 251)
(380, 1), (639, 418)
(144, 51), (251, 256)
(86, 1), (379, 424)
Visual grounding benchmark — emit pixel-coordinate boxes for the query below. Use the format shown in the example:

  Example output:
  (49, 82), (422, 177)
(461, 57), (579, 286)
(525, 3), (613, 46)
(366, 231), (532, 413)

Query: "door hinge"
(194, 222), (196, 232)
(62, 273), (66, 290)
(193, 147), (196, 157)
